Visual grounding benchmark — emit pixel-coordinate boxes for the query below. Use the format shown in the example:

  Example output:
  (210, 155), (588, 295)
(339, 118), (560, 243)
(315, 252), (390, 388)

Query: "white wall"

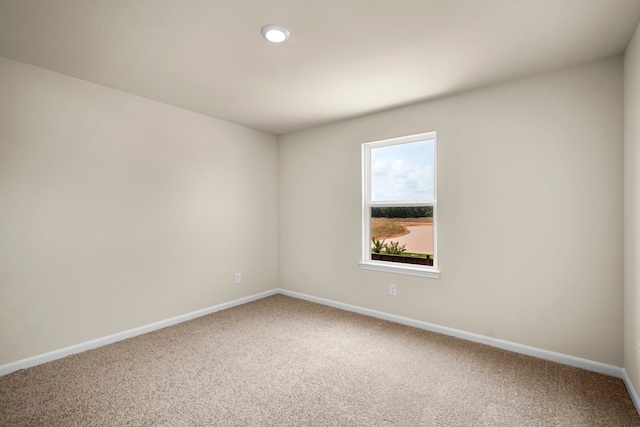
(0, 51), (628, 371)
(279, 57), (624, 366)
(625, 21), (640, 392)
(0, 57), (279, 365)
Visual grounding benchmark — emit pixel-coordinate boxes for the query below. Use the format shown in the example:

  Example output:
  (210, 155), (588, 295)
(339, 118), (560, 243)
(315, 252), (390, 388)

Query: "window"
(360, 131), (439, 278)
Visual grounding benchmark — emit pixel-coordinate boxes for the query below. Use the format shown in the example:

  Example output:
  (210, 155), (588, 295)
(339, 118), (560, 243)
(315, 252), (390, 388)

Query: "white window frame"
(359, 131), (440, 278)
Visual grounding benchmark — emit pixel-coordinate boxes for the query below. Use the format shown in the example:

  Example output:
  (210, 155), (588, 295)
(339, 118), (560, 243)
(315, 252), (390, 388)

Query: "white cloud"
(370, 139), (435, 201)
(371, 159), (434, 201)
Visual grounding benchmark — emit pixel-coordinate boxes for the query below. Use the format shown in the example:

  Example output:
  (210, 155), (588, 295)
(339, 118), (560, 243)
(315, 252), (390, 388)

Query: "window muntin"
(362, 132), (438, 276)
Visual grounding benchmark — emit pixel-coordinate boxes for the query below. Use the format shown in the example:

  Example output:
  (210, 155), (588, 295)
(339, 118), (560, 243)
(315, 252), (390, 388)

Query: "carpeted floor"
(0, 294), (638, 426)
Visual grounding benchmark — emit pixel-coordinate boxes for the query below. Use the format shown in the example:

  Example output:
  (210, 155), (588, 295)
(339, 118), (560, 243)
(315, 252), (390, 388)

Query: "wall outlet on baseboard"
(389, 283), (397, 296)
(235, 273), (241, 284)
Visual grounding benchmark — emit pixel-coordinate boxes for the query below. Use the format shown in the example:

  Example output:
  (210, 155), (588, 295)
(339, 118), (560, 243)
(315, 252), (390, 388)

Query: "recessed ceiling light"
(261, 25), (290, 43)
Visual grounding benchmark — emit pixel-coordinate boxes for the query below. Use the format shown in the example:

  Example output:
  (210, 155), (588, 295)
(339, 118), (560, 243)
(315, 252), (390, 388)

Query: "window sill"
(359, 261), (440, 278)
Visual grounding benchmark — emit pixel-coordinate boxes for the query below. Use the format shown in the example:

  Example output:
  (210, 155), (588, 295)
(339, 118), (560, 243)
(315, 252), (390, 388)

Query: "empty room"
(2, 0), (640, 425)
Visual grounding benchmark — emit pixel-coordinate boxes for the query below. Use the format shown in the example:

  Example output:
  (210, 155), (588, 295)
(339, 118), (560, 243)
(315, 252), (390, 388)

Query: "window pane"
(370, 139), (434, 202)
(370, 206), (434, 266)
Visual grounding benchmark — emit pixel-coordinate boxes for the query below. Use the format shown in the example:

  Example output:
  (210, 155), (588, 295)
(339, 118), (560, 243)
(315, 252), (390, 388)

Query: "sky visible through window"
(370, 139), (435, 202)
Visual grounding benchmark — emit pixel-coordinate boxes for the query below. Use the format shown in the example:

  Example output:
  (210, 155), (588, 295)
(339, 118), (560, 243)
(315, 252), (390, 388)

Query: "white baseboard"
(279, 289), (625, 379)
(0, 287), (629, 385)
(623, 369), (640, 414)
(0, 289), (279, 376)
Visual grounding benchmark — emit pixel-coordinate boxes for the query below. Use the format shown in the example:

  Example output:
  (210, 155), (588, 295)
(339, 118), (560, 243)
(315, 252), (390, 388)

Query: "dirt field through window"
(371, 218), (433, 255)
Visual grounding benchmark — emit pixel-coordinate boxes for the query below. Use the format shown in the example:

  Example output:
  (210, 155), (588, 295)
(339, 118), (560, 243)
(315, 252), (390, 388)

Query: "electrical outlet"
(637, 342), (640, 362)
(389, 283), (397, 296)
(235, 273), (241, 284)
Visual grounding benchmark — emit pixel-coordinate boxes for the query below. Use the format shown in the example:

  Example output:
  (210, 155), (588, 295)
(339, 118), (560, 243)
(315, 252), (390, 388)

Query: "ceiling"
(1, 0), (640, 135)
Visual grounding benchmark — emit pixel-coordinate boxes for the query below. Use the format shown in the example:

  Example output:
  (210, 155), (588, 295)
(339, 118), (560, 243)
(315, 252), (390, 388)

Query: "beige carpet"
(0, 294), (638, 426)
